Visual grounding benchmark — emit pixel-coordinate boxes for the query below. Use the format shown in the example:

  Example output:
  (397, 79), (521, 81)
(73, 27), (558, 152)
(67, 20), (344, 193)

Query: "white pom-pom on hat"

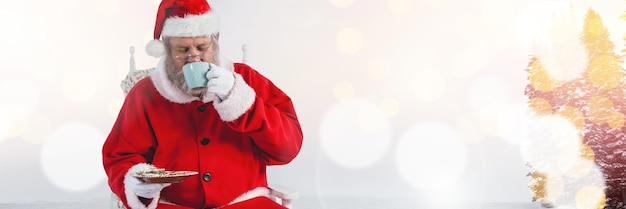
(146, 39), (165, 58)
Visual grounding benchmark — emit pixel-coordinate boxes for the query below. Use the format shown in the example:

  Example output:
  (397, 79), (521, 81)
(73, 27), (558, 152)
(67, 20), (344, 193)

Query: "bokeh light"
(369, 57), (391, 80)
(467, 76), (511, 113)
(329, 0), (355, 7)
(62, 70), (97, 103)
(556, 105), (586, 130)
(0, 103), (30, 139)
(387, 0), (413, 16)
(521, 114), (581, 171)
(528, 97), (553, 115)
(20, 113), (52, 145)
(395, 122), (467, 191)
(336, 27), (364, 55)
(411, 69), (445, 102)
(333, 81), (355, 101)
(41, 123), (106, 192)
(543, 172), (565, 204)
(379, 97), (399, 117)
(587, 54), (624, 90)
(477, 102), (509, 138)
(517, 1), (570, 50)
(521, 1), (588, 82)
(320, 99), (392, 169)
(585, 96), (614, 125)
(575, 185), (606, 209)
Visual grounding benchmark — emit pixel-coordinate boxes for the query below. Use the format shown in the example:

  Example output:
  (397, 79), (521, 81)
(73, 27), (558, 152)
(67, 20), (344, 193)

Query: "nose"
(186, 48), (202, 62)
(188, 54), (201, 62)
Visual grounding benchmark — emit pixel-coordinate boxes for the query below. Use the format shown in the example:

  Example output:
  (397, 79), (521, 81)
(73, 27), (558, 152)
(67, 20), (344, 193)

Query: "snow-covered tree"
(525, 7), (626, 209)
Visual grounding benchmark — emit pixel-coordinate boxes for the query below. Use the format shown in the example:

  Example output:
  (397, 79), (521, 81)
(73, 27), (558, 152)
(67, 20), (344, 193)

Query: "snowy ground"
(0, 196), (544, 209)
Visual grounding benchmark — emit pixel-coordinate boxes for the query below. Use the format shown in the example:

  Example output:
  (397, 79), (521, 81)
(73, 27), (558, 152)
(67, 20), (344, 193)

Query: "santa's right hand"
(127, 176), (171, 198)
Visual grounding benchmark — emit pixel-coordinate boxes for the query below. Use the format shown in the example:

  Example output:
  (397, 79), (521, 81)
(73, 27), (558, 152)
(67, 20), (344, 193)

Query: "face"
(168, 36), (218, 70)
(164, 35), (219, 95)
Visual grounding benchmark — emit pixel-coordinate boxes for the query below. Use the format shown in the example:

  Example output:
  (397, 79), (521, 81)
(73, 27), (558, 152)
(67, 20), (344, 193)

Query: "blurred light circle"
(336, 27), (363, 55)
(41, 123), (106, 192)
(521, 115), (581, 171)
(333, 81), (355, 101)
(320, 99), (392, 168)
(0, 103), (30, 138)
(528, 97), (553, 116)
(21, 113), (52, 145)
(575, 185), (606, 209)
(388, 0), (412, 16)
(395, 122), (467, 191)
(368, 57), (391, 80)
(411, 69), (446, 102)
(379, 98), (399, 117)
(329, 0), (355, 7)
(467, 76), (511, 113)
(517, 1), (577, 52)
(62, 70), (97, 103)
(477, 102), (508, 138)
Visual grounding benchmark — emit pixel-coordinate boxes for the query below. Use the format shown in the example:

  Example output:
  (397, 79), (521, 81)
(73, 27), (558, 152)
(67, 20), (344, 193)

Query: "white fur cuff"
(213, 73), (256, 122)
(124, 163), (159, 209)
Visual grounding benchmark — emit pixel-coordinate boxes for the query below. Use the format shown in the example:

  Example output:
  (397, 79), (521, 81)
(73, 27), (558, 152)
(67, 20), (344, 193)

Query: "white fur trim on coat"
(150, 57), (252, 108)
(124, 163), (160, 209)
(151, 58), (206, 104)
(162, 12), (220, 38)
(212, 73), (256, 122)
(227, 187), (270, 206)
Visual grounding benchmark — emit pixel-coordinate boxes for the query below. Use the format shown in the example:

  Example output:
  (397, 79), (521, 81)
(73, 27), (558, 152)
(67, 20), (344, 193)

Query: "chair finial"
(129, 46), (136, 73)
(242, 44), (248, 64)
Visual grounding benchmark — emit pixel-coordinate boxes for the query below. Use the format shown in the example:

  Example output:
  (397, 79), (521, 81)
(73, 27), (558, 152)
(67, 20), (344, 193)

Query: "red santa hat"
(146, 0), (220, 58)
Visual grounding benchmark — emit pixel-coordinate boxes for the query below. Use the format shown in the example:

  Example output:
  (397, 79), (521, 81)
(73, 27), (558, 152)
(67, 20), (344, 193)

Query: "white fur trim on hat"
(146, 40), (165, 58)
(162, 12), (220, 38)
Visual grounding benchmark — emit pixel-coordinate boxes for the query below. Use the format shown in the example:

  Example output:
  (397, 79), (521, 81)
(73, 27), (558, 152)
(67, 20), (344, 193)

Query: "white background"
(1, 0), (625, 206)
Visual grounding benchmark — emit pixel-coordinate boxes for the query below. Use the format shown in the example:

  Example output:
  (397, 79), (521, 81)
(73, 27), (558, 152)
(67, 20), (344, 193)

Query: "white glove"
(124, 163), (170, 209)
(127, 176), (171, 198)
(206, 63), (235, 100)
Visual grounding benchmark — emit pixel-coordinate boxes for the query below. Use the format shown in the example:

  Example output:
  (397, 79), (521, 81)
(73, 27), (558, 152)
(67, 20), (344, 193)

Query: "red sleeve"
(102, 79), (158, 207)
(222, 63), (303, 165)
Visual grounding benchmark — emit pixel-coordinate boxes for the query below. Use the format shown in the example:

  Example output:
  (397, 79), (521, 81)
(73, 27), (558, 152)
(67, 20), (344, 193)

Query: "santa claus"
(102, 0), (303, 208)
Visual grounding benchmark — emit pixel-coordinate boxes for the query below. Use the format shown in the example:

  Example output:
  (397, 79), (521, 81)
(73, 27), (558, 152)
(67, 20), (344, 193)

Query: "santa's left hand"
(206, 63), (235, 100)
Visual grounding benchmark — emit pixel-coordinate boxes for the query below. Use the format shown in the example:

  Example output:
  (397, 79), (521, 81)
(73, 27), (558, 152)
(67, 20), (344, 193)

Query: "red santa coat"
(102, 58), (303, 209)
